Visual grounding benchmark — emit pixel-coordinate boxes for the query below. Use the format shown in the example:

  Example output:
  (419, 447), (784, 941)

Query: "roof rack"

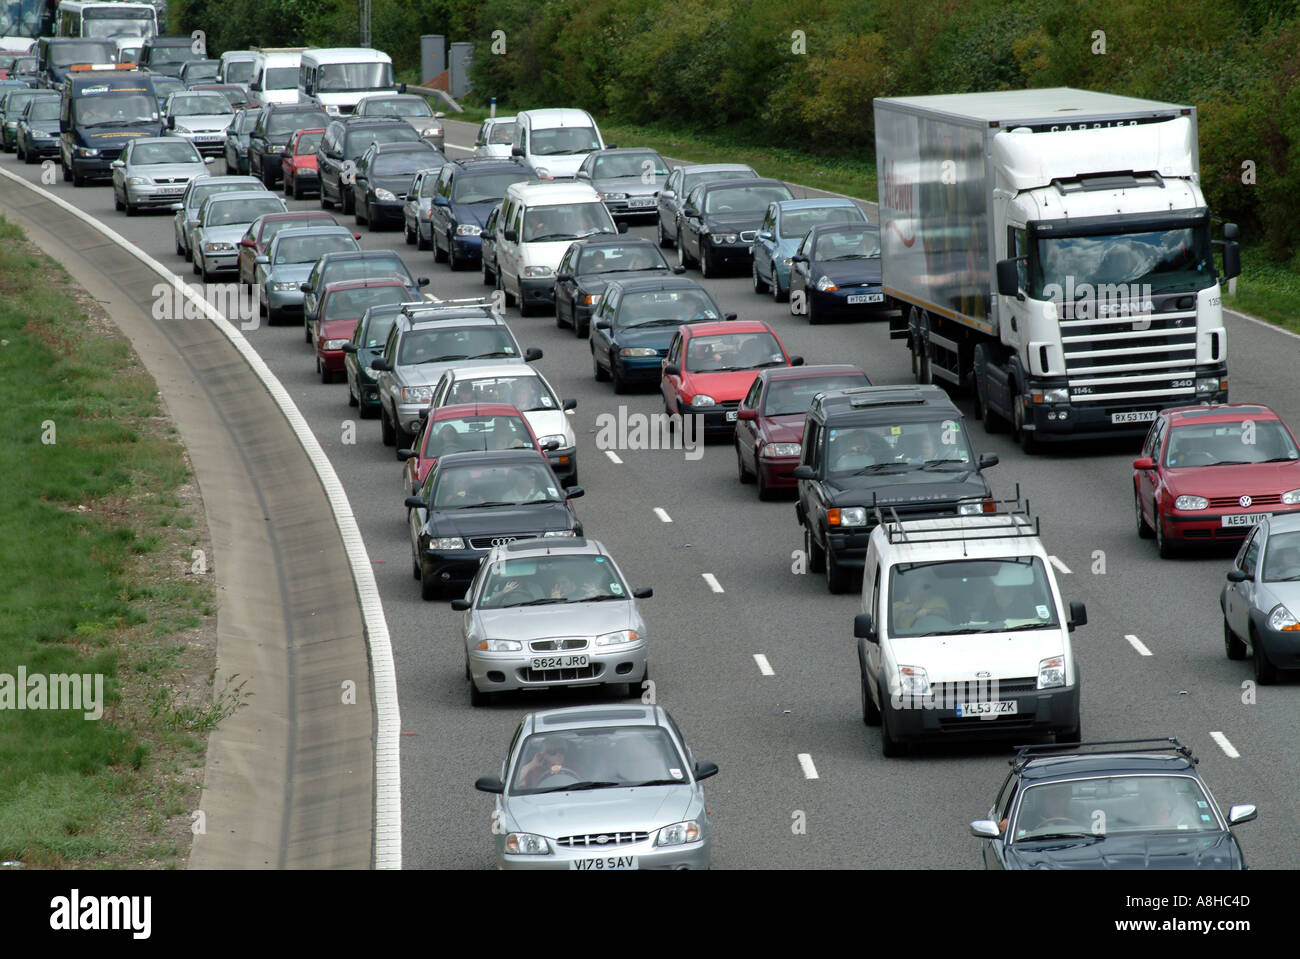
(873, 484), (1037, 544)
(1010, 737), (1197, 769)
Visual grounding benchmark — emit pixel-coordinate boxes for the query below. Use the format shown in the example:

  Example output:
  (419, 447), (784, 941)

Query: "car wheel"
(115, 189), (125, 212)
(200, 260), (214, 283)
(125, 197), (137, 217)
(354, 197), (366, 225)
(592, 343), (609, 382)
(347, 377), (359, 407)
(1135, 489), (1154, 539)
(611, 358), (629, 394)
(192, 256), (201, 276)
(320, 183), (333, 209)
(366, 203), (379, 232)
(15, 141), (24, 161)
(292, 176), (305, 200)
(1155, 511), (1178, 558)
(394, 422), (413, 457)
(496, 268), (516, 308)
(404, 220), (415, 244)
(657, 217), (672, 248)
(880, 690), (907, 757)
(699, 246), (715, 279)
(320, 362), (333, 385)
(419, 226), (432, 253)
(419, 563), (440, 601)
(62, 159), (71, 182)
(826, 549), (852, 594)
(72, 168), (86, 187)
(771, 270), (787, 303)
(1252, 627), (1279, 684)
(752, 262), (769, 294)
(756, 462), (773, 501)
(304, 320), (312, 344)
(433, 230), (448, 263)
(342, 188), (354, 215)
(380, 407), (396, 446)
(1224, 616), (1247, 660)
(411, 540), (421, 580)
(482, 258), (494, 286)
(261, 164), (276, 189)
(736, 441), (754, 484)
(804, 524), (826, 574)
(860, 663), (881, 726)
(677, 235), (695, 269)
(807, 296), (822, 325)
(283, 172), (292, 196)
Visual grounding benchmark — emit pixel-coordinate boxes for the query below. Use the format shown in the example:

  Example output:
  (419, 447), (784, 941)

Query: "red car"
(237, 210), (349, 286)
(281, 127), (325, 200)
(660, 319), (803, 437)
(1134, 404), (1300, 557)
(312, 278), (413, 384)
(735, 364), (871, 498)
(399, 403), (547, 496)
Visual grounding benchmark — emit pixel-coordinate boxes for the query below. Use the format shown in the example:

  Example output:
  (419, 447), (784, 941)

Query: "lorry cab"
(299, 47), (395, 117)
(59, 67), (161, 184)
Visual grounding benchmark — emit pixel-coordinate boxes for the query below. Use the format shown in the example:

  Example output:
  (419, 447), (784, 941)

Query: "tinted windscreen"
(432, 462), (557, 510)
(151, 79), (182, 99)
(889, 557), (1058, 638)
(262, 216), (330, 242)
(274, 234), (356, 264)
(223, 60), (254, 84)
(170, 94), (232, 116)
(813, 227), (880, 261)
(1013, 776), (1219, 841)
(183, 63), (218, 80)
(205, 198), (285, 225)
(190, 181), (256, 208)
(576, 244), (667, 275)
(235, 110), (261, 133)
(362, 97), (430, 117)
(373, 150), (437, 176)
(49, 41), (116, 65)
(617, 289), (720, 327)
(321, 255), (412, 287)
(27, 99), (58, 120)
(131, 140), (201, 164)
(478, 554), (629, 611)
(268, 111), (326, 135)
(397, 327), (517, 365)
(2, 91), (45, 114)
(1164, 421), (1300, 468)
(824, 420), (974, 475)
(486, 121), (514, 144)
(82, 13), (154, 40)
(779, 205), (865, 238)
(593, 152), (667, 179)
(148, 46), (198, 66)
(529, 124), (600, 156)
(317, 61), (392, 92)
(704, 184), (793, 214)
(294, 130), (323, 153)
(522, 202), (614, 242)
(451, 171), (530, 204)
(323, 285), (407, 320)
(444, 375), (555, 412)
(424, 415), (533, 460)
(345, 125), (419, 154)
(77, 93), (157, 126)
(762, 375), (869, 416)
(263, 66), (297, 89)
(359, 311), (398, 348)
(684, 331), (783, 372)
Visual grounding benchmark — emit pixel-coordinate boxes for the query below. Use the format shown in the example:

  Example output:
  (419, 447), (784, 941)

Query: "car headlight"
(762, 442), (801, 457)
(620, 347), (658, 357)
(432, 536), (466, 550)
(655, 820), (701, 846)
(505, 832), (550, 855)
(1174, 494), (1209, 510)
(690, 394), (716, 407)
(601, 192), (628, 200)
(126, 175), (153, 185)
(76, 147), (100, 157)
(272, 281), (300, 292)
(522, 264), (553, 278)
(782, 256), (793, 266)
(897, 665), (930, 697)
(400, 386), (432, 403)
(1038, 656), (1066, 689)
(267, 144), (285, 153)
(958, 501), (986, 516)
(323, 338), (350, 350)
(1196, 376), (1225, 394)
(203, 241), (235, 252)
(1268, 604), (1300, 631)
(420, 126), (441, 137)
(533, 167), (551, 179)
(815, 275), (837, 292)
(536, 434), (567, 449)
(374, 188), (397, 202)
(581, 293), (601, 306)
(1282, 488), (1300, 505)
(595, 629), (639, 646)
(455, 224), (482, 236)
(475, 638), (522, 651)
(173, 127), (195, 137)
(363, 367), (380, 379)
(542, 529), (576, 538)
(713, 233), (738, 244)
(829, 506), (867, 527)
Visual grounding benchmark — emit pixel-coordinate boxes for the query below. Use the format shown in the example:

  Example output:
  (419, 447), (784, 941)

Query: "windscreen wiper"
(532, 780), (622, 793)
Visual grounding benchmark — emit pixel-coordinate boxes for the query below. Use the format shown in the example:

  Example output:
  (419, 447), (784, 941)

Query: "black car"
(676, 177), (793, 278)
(137, 36), (207, 79)
(789, 223), (889, 325)
(429, 157), (536, 271)
(249, 102), (329, 189)
(554, 236), (683, 337)
(342, 302), (407, 417)
(794, 385), (999, 593)
(1, 88), (55, 152)
(352, 140), (445, 230)
(404, 449), (585, 600)
(222, 105), (262, 175)
(14, 91), (59, 162)
(37, 37), (116, 87)
(972, 739), (1257, 870)
(149, 75), (185, 112)
(178, 59), (220, 86)
(656, 163), (758, 249)
(9, 56), (42, 88)
(317, 117), (422, 214)
(300, 249), (429, 331)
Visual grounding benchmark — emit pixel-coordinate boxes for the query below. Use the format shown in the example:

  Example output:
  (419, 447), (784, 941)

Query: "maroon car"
(735, 364), (871, 499)
(398, 402), (547, 496)
(312, 278), (413, 384)
(237, 210), (350, 286)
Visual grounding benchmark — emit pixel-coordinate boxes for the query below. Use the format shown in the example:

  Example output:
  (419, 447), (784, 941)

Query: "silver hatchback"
(1221, 512), (1300, 683)
(111, 137), (214, 216)
(475, 704), (718, 870)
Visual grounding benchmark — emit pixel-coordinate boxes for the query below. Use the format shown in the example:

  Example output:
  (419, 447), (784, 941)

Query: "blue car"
(428, 157), (537, 270)
(751, 197), (867, 302)
(788, 223), (888, 325)
(589, 276), (732, 393)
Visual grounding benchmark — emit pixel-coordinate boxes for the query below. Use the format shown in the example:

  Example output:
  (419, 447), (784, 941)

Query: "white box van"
(249, 49), (307, 105)
(854, 503), (1086, 756)
(511, 108), (605, 180)
(492, 180), (624, 315)
(299, 47), (396, 117)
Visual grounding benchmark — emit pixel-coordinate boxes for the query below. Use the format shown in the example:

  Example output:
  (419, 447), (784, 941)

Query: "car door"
(500, 200), (523, 290)
(591, 284), (620, 369)
(554, 243), (579, 323)
(658, 168), (680, 237)
(797, 418), (826, 542)
(863, 559), (884, 687)
(481, 206), (498, 272)
(409, 466), (435, 560)
(736, 373), (763, 467)
(790, 231), (813, 305)
(1139, 416), (1167, 525)
(661, 331), (684, 411)
(983, 772), (1019, 870)
(431, 164), (454, 246)
(249, 109), (269, 173)
(754, 204), (777, 282)
(319, 123), (341, 201)
(1225, 524), (1262, 639)
(681, 186), (704, 258)
(352, 146), (373, 211)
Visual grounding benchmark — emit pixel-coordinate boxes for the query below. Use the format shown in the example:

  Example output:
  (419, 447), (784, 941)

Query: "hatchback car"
(163, 90), (235, 156)
(428, 157), (537, 270)
(299, 249), (429, 331)
(751, 198), (867, 302)
(353, 92), (445, 150)
(7, 57), (40, 89)
(555, 236), (682, 338)
(177, 59), (220, 86)
(342, 302), (415, 416)
(190, 191), (289, 280)
(111, 137), (213, 216)
(453, 538), (651, 705)
(187, 82), (254, 111)
(660, 319), (804, 438)
(237, 210), (342, 286)
(401, 166), (443, 250)
(474, 704), (718, 869)
(312, 278), (413, 383)
(398, 402), (546, 495)
(317, 116), (422, 213)
(13, 93), (59, 162)
(789, 223), (888, 324)
(222, 106), (262, 175)
(253, 225), (360, 324)
(150, 75), (185, 112)
(352, 140), (446, 229)
(577, 147), (671, 220)
(1133, 404), (1300, 557)
(1221, 512), (1300, 683)
(734, 364), (872, 499)
(656, 162), (758, 249)
(281, 127), (325, 199)
(404, 449), (583, 599)
(173, 174), (265, 259)
(590, 276), (728, 393)
(1, 88), (54, 151)
(472, 115), (516, 159)
(971, 739), (1255, 870)
(249, 102), (330, 189)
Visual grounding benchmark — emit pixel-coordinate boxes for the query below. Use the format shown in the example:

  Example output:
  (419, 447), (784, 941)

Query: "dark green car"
(342, 302), (407, 417)
(1, 88), (56, 152)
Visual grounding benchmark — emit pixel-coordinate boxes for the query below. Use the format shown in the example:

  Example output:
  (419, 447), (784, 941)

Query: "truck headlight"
(690, 394), (716, 407)
(324, 104), (340, 115)
(655, 820), (701, 846)
(829, 506), (866, 527)
(475, 638), (522, 651)
(505, 832), (550, 855)
(1268, 604), (1300, 631)
(522, 264), (553, 278)
(762, 442), (801, 457)
(1031, 388), (1069, 404)
(595, 629), (638, 646)
(620, 347), (658, 357)
(898, 665), (930, 697)
(1174, 494), (1209, 510)
(1038, 656), (1065, 689)
(456, 224), (481, 236)
(375, 188), (397, 202)
(1196, 376), (1225, 394)
(433, 536), (466, 550)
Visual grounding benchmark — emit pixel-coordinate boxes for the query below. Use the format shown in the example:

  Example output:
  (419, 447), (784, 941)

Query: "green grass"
(0, 217), (219, 868)
(1224, 243), (1300, 334)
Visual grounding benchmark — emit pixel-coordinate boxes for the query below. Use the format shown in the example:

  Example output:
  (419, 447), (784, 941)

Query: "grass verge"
(1223, 243), (1300, 335)
(0, 215), (223, 868)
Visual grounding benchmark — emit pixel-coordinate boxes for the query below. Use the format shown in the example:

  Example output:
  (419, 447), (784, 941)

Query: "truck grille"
(1057, 302), (1200, 403)
(556, 831), (648, 848)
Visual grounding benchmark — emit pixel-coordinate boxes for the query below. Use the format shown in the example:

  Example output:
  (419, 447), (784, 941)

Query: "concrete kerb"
(0, 167), (403, 870)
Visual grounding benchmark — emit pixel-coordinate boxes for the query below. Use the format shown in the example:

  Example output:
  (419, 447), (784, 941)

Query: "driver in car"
(892, 569), (950, 631)
(517, 737), (581, 789)
(1021, 785), (1083, 834)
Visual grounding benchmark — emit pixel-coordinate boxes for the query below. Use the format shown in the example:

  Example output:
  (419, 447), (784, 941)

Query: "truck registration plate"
(1111, 410), (1157, 424)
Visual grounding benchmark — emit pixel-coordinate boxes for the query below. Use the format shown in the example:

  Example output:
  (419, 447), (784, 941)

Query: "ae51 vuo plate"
(1222, 513), (1269, 528)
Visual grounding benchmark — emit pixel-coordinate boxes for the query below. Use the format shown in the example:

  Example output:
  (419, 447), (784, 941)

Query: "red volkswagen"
(312, 278), (413, 384)
(398, 403), (550, 496)
(1133, 404), (1300, 556)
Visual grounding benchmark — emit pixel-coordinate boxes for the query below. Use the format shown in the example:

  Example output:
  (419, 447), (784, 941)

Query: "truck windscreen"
(1033, 223), (1215, 299)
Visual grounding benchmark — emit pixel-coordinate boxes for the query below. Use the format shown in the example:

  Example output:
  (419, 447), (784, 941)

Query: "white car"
(163, 90), (235, 156)
(474, 115), (516, 159)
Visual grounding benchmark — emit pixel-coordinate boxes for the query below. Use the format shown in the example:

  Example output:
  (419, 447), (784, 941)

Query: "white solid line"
(1209, 731), (1241, 759)
(798, 753), (819, 780)
(702, 573), (724, 593)
(653, 507), (672, 523)
(1124, 634), (1153, 657)
(604, 450), (623, 465)
(753, 654), (774, 676)
(1049, 555), (1072, 575)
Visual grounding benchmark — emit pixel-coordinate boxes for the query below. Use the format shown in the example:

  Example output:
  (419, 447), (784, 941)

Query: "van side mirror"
(1068, 601), (1087, 631)
(978, 452), (998, 469)
(503, 229), (518, 242)
(853, 613), (875, 640)
(1223, 241), (1241, 280)
(511, 145), (524, 157)
(996, 258), (1021, 297)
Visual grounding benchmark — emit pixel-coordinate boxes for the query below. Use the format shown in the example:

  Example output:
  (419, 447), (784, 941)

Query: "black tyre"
(880, 693), (907, 757)
(736, 441), (754, 484)
(826, 549), (852, 594)
(804, 524), (826, 574)
(592, 344), (609, 382)
(1135, 490), (1154, 539)
(419, 564), (440, 601)
(433, 230), (448, 263)
(380, 408), (396, 446)
(1252, 628), (1279, 684)
(1155, 512), (1178, 558)
(860, 666), (881, 726)
(1224, 617), (1247, 660)
(752, 262), (769, 294)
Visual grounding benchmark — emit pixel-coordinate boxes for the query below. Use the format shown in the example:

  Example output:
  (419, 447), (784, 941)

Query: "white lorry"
(873, 88), (1241, 452)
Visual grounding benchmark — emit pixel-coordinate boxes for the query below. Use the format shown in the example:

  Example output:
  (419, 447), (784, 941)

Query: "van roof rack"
(1010, 737), (1197, 770)
(873, 484), (1038, 544)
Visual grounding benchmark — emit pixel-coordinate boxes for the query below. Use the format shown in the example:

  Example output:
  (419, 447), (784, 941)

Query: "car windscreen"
(397, 326), (517, 366)
(824, 419), (974, 476)
(509, 726), (684, 794)
(616, 289), (719, 328)
(321, 256), (412, 287)
(704, 184), (792, 215)
(779, 205), (865, 238)
(83, 15), (153, 40)
(373, 150), (436, 176)
(445, 375), (556, 412)
(189, 180), (254, 209)
(260, 215), (328, 242)
(577, 244), (668, 275)
(170, 94), (232, 116)
(359, 311), (399, 348)
(522, 202), (615, 242)
(151, 78), (183, 99)
(431, 462), (558, 510)
(1164, 420), (1300, 468)
(293, 130), (323, 154)
(3, 90), (44, 114)
(317, 61), (392, 92)
(49, 41), (116, 65)
(485, 121), (514, 144)
(25, 98), (57, 121)
(262, 66), (297, 89)
(762, 374), (870, 416)
(147, 45), (198, 66)
(1012, 776), (1219, 842)
(362, 97), (430, 117)
(345, 125), (419, 154)
(274, 234), (356, 264)
(425, 414), (532, 457)
(204, 198), (284, 226)
(268, 110), (326, 135)
(684, 331), (783, 373)
(76, 93), (158, 126)
(132, 140), (201, 165)
(323, 285), (407, 320)
(889, 557), (1058, 638)
(235, 109), (261, 133)
(529, 124), (600, 156)
(183, 62), (219, 80)
(814, 227), (880, 261)
(451, 171), (530, 204)
(478, 553), (629, 611)
(223, 60), (255, 84)
(593, 152), (667, 179)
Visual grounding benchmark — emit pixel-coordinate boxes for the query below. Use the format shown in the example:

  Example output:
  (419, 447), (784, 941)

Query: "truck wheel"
(804, 524), (825, 574)
(1013, 398), (1039, 454)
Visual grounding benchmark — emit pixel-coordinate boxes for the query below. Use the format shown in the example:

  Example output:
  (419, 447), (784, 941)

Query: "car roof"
(145, 36), (195, 47)
(608, 276), (705, 295)
(587, 147), (662, 157)
(776, 197), (861, 211)
(873, 514), (1044, 563)
(507, 181), (600, 204)
(370, 140), (441, 153)
(683, 319), (772, 336)
(302, 47), (390, 64)
(1163, 403), (1278, 426)
(320, 249), (403, 262)
(205, 190), (280, 203)
(433, 402), (527, 419)
(450, 364), (542, 381)
(322, 276), (408, 293)
(340, 115), (411, 128)
(1264, 512), (1300, 534)
(271, 224), (354, 241)
(402, 310), (499, 329)
(679, 163), (755, 175)
(436, 448), (548, 470)
(808, 221), (877, 235)
(1018, 753), (1198, 783)
(488, 536), (610, 563)
(761, 363), (867, 382)
(257, 210), (332, 223)
(529, 704), (663, 733)
(811, 384), (955, 420)
(128, 136), (193, 148)
(451, 157), (528, 172)
(572, 235), (658, 251)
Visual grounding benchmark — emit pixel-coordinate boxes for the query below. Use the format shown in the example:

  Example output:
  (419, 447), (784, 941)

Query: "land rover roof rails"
(1010, 737), (1197, 769)
(873, 484), (1037, 544)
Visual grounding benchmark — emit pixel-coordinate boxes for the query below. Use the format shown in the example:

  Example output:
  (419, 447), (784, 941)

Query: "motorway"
(4, 117), (1298, 869)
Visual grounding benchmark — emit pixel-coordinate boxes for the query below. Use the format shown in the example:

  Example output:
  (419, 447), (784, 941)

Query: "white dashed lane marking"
(653, 508), (672, 523)
(753, 654), (774, 676)
(1210, 731), (1241, 759)
(604, 450), (622, 465)
(1124, 634), (1153, 656)
(798, 754), (819, 780)
(702, 573), (724, 593)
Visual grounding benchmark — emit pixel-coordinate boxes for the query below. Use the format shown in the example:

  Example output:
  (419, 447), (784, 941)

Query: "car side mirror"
(435, 111), (446, 119)
(663, 363), (680, 377)
(616, 222), (628, 234)
(978, 452), (998, 469)
(724, 312), (738, 322)
(204, 157), (214, 164)
(396, 448), (416, 459)
(793, 464), (815, 480)
(352, 232), (361, 240)
(503, 229), (518, 243)
(853, 613), (875, 640)
(693, 760), (719, 781)
(417, 277), (430, 287)
(1068, 600), (1087, 631)
(110, 159), (124, 169)
(632, 587), (653, 599)
(404, 496), (424, 509)
(757, 230), (772, 240)
(683, 207), (698, 218)
(299, 282), (312, 293)
(996, 258), (1021, 297)
(253, 254), (269, 265)
(1132, 457), (1155, 470)
(791, 254), (807, 263)
(166, 115), (174, 128)
(450, 598), (471, 611)
(671, 265), (686, 274)
(433, 196), (450, 206)
(1228, 804), (1257, 825)
(970, 820), (1001, 840)
(565, 486), (585, 499)
(524, 347), (543, 362)
(661, 189), (675, 198)
(474, 775), (504, 794)
(540, 438), (560, 451)
(371, 358), (393, 372)
(789, 355), (804, 367)
(737, 409), (757, 421)
(555, 272), (572, 281)
(511, 145), (524, 156)
(1226, 568), (1250, 583)
(170, 202), (183, 211)
(593, 318), (610, 330)
(605, 142), (617, 149)
(562, 398), (577, 411)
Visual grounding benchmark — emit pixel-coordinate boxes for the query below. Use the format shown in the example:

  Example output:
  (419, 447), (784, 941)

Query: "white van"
(216, 49), (258, 87)
(249, 48), (307, 105)
(511, 108), (605, 180)
(299, 47), (396, 117)
(492, 180), (623, 315)
(854, 505), (1086, 756)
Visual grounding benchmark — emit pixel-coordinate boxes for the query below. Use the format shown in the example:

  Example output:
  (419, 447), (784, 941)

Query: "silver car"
(453, 537), (649, 704)
(577, 148), (671, 219)
(354, 93), (446, 151)
(172, 174), (265, 259)
(655, 162), (758, 249)
(474, 115), (516, 159)
(163, 90), (235, 156)
(402, 166), (441, 250)
(111, 137), (213, 216)
(190, 191), (288, 281)
(1221, 512), (1300, 684)
(474, 704), (718, 870)
(254, 225), (361, 324)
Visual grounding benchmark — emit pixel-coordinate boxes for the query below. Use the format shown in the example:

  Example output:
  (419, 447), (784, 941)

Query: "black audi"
(405, 449), (584, 600)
